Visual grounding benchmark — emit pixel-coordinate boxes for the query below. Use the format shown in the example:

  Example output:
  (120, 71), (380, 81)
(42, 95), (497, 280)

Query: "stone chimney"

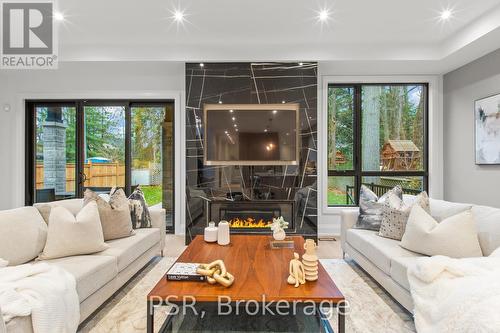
(43, 107), (67, 194)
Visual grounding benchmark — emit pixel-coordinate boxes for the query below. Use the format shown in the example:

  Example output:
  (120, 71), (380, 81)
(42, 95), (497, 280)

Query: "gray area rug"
(79, 257), (415, 333)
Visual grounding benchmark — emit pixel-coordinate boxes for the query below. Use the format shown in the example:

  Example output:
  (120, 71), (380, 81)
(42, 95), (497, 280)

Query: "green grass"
(333, 160), (353, 171)
(140, 185), (162, 206)
(328, 192), (348, 206)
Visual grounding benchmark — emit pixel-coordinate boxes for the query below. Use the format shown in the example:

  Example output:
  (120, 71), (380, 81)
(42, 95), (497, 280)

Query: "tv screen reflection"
(204, 105), (299, 165)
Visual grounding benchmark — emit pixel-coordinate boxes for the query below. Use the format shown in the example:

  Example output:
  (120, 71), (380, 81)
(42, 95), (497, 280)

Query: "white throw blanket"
(408, 255), (500, 333)
(0, 262), (80, 333)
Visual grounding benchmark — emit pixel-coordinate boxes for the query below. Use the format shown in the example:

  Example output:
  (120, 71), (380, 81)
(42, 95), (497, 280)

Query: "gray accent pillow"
(379, 191), (430, 240)
(127, 187), (152, 229)
(356, 185), (403, 231)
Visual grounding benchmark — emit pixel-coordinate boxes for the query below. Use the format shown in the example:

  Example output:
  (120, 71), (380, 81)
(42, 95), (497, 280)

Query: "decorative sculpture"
(196, 259), (235, 287)
(271, 216), (289, 241)
(287, 252), (306, 287)
(302, 239), (319, 281)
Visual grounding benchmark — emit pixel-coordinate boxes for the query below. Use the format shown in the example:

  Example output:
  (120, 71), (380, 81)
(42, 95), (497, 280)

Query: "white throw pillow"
(490, 247), (500, 257)
(0, 258), (8, 267)
(400, 205), (483, 258)
(38, 201), (108, 260)
(429, 198), (472, 222)
(0, 206), (47, 265)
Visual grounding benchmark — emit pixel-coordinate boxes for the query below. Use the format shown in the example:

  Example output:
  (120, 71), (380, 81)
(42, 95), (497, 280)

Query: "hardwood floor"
(164, 234), (343, 259)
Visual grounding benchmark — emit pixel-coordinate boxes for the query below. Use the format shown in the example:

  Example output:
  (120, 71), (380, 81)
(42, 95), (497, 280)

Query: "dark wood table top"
(148, 235), (344, 303)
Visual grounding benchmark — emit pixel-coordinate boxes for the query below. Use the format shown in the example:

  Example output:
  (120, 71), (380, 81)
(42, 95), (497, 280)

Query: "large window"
(327, 84), (428, 206)
(26, 100), (175, 232)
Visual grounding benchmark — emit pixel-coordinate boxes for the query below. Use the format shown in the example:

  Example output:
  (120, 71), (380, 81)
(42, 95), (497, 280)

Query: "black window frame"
(25, 99), (176, 233)
(327, 83), (429, 206)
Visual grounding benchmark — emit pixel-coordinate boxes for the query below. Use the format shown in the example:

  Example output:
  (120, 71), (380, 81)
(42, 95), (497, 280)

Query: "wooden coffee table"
(147, 235), (345, 332)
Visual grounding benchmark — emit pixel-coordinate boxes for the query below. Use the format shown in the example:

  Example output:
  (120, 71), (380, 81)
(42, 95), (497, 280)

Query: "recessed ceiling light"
(298, 62), (304, 66)
(235, 128), (239, 132)
(53, 12), (65, 21)
(281, 100), (286, 104)
(272, 110), (277, 114)
(218, 100), (222, 104)
(233, 124), (237, 127)
(229, 109), (233, 113)
(264, 129), (268, 132)
(440, 9), (452, 21)
(173, 10), (184, 22)
(232, 117), (236, 121)
(224, 130), (228, 134)
(318, 9), (329, 22)
(199, 63), (204, 67)
(439, 8), (453, 21)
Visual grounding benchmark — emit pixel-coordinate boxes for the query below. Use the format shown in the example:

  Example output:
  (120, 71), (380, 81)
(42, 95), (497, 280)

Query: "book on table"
(166, 262), (205, 282)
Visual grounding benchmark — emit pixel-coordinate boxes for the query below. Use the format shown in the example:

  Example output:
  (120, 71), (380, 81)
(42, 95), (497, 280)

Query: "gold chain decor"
(196, 260), (235, 288)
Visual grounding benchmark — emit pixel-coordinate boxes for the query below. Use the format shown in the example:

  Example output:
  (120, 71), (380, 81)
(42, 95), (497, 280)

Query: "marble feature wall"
(185, 62), (318, 242)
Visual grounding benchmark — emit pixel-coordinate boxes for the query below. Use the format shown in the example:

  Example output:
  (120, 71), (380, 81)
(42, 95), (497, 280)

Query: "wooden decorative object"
(302, 239), (319, 282)
(196, 259), (235, 288)
(287, 252), (306, 287)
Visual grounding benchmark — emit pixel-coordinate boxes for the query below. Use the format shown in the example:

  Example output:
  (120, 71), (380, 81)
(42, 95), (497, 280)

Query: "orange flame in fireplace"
(229, 217), (273, 228)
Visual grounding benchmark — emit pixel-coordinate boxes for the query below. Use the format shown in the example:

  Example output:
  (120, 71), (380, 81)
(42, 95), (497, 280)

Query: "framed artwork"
(475, 93), (500, 164)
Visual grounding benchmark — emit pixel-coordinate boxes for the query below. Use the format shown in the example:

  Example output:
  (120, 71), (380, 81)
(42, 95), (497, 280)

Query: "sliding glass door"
(26, 100), (175, 232)
(83, 104), (126, 192)
(131, 104), (175, 226)
(32, 103), (78, 202)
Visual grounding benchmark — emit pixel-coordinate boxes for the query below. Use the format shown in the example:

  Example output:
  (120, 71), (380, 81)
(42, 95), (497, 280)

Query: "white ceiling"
(56, 0), (500, 73)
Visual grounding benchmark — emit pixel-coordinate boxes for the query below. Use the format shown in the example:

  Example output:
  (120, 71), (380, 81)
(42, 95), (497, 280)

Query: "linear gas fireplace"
(209, 200), (295, 234)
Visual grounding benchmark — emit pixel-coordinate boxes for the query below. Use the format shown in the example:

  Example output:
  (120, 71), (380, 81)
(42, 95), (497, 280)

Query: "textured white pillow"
(379, 191), (430, 240)
(38, 201), (108, 260)
(401, 205), (483, 258)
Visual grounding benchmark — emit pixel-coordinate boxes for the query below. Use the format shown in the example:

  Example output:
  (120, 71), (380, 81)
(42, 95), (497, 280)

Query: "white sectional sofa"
(341, 198), (500, 312)
(0, 198), (166, 333)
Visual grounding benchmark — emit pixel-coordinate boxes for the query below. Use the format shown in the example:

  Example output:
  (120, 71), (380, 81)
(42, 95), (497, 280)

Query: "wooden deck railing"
(345, 183), (421, 205)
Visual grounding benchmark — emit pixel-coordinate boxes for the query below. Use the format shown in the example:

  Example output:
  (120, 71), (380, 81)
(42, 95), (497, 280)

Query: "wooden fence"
(36, 162), (125, 192)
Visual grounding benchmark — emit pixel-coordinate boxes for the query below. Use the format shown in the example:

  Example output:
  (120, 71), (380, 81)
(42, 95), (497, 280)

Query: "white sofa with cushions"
(341, 197), (500, 312)
(0, 198), (165, 333)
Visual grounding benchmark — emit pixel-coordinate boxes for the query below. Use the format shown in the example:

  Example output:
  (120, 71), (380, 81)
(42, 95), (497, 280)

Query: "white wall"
(0, 61), (185, 231)
(316, 61), (444, 236)
(443, 48), (500, 207)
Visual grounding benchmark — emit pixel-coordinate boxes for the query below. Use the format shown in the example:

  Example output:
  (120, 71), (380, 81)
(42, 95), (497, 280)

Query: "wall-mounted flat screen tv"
(204, 104), (300, 166)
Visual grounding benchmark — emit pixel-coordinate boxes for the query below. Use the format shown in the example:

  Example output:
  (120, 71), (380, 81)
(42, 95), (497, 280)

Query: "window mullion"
(354, 85), (362, 205)
(125, 103), (132, 196)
